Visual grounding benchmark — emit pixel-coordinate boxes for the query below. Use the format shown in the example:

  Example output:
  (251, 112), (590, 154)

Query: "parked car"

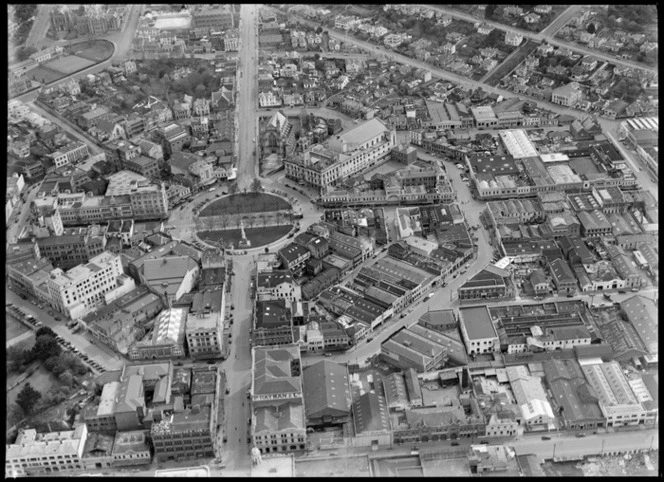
(576, 433), (586, 438)
(542, 436), (551, 440)
(451, 441), (460, 446)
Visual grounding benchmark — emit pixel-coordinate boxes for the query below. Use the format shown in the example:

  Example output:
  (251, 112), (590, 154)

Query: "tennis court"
(45, 54), (96, 74)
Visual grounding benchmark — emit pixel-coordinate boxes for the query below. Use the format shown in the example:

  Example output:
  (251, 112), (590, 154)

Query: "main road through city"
(235, 4), (261, 191)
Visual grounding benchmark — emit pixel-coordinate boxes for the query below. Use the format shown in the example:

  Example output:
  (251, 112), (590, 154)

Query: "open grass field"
(199, 193), (291, 217)
(198, 224), (293, 248)
(70, 39), (114, 62)
(6, 316), (30, 341)
(45, 54), (96, 74)
(29, 65), (66, 84)
(7, 365), (59, 408)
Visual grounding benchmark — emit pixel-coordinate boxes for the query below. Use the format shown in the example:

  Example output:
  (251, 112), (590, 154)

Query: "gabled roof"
(254, 402), (305, 433)
(352, 391), (391, 434)
(253, 345), (301, 397)
(302, 360), (351, 419)
(620, 296), (658, 355)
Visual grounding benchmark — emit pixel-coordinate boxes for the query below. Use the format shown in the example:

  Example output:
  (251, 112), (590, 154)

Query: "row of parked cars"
(55, 335), (106, 374)
(7, 303), (42, 329)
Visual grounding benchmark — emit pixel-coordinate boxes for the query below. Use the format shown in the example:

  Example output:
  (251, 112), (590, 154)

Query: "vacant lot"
(198, 225), (292, 248)
(29, 65), (66, 84)
(7, 365), (59, 408)
(45, 54), (96, 74)
(70, 39), (114, 62)
(199, 193), (291, 216)
(6, 316), (30, 341)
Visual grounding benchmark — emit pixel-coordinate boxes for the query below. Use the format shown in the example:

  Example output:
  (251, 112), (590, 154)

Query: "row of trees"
(196, 209), (294, 231)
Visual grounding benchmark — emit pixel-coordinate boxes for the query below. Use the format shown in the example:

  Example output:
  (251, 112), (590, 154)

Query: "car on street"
(451, 441), (460, 446)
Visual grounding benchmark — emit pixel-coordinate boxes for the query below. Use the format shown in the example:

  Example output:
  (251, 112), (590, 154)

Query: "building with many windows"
(129, 307), (188, 360)
(581, 361), (658, 428)
(459, 306), (500, 356)
(185, 289), (225, 360)
(151, 405), (216, 462)
(46, 251), (124, 320)
(285, 118), (397, 188)
(250, 345), (307, 454)
(49, 141), (90, 168)
(6, 425), (89, 477)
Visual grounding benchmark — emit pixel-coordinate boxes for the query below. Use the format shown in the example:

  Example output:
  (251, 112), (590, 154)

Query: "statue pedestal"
(238, 238), (251, 248)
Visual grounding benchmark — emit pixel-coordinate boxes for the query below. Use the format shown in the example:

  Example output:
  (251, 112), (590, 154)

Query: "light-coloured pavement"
(235, 4), (260, 191)
(5, 288), (127, 372)
(24, 4), (54, 49)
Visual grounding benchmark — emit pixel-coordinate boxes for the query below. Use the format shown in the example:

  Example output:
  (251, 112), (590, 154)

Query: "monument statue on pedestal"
(238, 218), (251, 248)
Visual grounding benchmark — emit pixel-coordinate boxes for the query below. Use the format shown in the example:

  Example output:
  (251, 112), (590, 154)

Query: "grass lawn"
(199, 193), (292, 217)
(29, 65), (66, 84)
(6, 317), (30, 341)
(198, 225), (293, 248)
(44, 54), (96, 74)
(7, 365), (59, 408)
(70, 39), (114, 62)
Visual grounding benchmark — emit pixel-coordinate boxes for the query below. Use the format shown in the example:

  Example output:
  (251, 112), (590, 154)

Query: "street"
(268, 7), (593, 121)
(24, 4), (54, 49)
(235, 4), (260, 191)
(5, 288), (126, 372)
(425, 5), (657, 74)
(323, 154), (494, 366)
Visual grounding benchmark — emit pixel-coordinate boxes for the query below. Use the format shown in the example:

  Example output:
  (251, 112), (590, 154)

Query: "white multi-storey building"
(255, 270), (301, 303)
(285, 118), (397, 188)
(581, 361), (659, 428)
(50, 141), (90, 168)
(6, 425), (88, 477)
(47, 251), (124, 320)
(185, 290), (225, 360)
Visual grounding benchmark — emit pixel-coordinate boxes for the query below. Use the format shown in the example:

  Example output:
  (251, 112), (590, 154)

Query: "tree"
(16, 383), (41, 416)
(16, 46), (37, 62)
(219, 213), (230, 230)
(587, 23), (596, 34)
(251, 178), (263, 193)
(194, 83), (206, 98)
(32, 334), (60, 361)
(36, 326), (56, 338)
(58, 372), (74, 388)
(228, 182), (239, 196)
